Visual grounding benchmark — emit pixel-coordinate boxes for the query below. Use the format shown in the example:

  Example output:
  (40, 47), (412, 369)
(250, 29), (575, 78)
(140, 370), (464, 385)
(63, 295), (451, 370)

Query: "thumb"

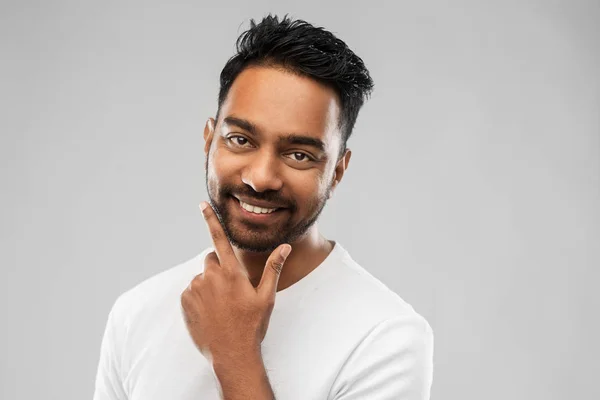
(258, 244), (292, 298)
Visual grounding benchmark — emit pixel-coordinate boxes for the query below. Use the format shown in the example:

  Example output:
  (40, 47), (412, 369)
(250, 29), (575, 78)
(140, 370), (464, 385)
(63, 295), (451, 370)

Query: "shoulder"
(328, 243), (427, 324)
(325, 245), (434, 398)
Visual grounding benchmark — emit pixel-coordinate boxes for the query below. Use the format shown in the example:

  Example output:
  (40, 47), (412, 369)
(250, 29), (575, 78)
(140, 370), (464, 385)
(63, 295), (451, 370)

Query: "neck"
(231, 225), (334, 292)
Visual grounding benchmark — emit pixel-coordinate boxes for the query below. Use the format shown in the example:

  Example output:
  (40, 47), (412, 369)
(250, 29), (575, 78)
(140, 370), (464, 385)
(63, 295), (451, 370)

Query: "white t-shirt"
(93, 242), (434, 399)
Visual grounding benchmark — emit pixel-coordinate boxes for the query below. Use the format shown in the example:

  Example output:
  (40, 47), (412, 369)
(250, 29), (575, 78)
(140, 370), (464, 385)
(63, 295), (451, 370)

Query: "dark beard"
(204, 157), (331, 253)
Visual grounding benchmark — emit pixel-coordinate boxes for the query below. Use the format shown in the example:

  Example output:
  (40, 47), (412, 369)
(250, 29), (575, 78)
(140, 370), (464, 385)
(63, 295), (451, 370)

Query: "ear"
(328, 148), (352, 199)
(203, 118), (216, 155)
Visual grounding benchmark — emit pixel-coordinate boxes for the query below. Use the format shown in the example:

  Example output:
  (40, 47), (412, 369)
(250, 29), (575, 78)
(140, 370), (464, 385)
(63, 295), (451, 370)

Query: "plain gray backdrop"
(1, 1), (598, 399)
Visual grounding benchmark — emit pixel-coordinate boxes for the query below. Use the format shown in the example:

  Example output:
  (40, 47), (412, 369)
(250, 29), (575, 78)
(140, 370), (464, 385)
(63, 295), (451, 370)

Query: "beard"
(204, 157), (331, 253)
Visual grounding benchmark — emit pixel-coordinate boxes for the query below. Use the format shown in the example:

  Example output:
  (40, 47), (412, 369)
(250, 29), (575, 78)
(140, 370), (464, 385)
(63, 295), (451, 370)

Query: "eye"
(227, 135), (251, 147)
(287, 152), (314, 163)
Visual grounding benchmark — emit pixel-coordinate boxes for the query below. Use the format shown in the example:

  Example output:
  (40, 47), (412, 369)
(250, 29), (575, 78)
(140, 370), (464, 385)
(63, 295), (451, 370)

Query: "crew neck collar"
(273, 241), (345, 309)
(197, 241), (346, 310)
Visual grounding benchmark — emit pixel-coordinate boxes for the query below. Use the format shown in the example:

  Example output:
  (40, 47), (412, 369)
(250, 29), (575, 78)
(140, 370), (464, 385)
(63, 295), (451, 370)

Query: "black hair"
(215, 14), (374, 158)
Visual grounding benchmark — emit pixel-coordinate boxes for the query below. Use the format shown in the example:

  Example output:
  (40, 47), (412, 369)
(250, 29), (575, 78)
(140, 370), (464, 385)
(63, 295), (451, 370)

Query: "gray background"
(1, 0), (598, 399)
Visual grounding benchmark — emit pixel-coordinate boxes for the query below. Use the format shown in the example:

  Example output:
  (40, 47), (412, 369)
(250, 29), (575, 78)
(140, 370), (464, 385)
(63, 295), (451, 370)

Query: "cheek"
(208, 148), (242, 181)
(287, 170), (329, 204)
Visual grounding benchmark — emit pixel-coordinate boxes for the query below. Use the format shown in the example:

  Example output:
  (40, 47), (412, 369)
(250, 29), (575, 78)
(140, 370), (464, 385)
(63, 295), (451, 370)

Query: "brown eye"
(228, 135), (250, 146)
(294, 153), (307, 161)
(287, 152), (313, 162)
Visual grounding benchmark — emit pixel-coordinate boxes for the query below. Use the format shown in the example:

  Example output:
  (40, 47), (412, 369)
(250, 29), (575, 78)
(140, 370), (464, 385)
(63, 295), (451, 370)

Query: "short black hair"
(215, 14), (374, 158)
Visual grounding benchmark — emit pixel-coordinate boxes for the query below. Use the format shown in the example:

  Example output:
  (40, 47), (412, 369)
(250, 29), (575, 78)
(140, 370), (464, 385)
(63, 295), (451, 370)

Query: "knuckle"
(180, 290), (192, 308)
(211, 229), (225, 242)
(204, 251), (219, 271)
(270, 260), (284, 274)
(191, 276), (203, 291)
(205, 251), (218, 264)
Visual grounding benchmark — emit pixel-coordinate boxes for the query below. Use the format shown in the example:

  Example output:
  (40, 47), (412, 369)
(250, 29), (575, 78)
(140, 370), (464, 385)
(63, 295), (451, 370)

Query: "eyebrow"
(223, 116), (258, 136)
(223, 116), (327, 153)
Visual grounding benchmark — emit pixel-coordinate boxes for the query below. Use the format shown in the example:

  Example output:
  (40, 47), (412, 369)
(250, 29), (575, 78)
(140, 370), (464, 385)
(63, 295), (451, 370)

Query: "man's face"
(203, 66), (350, 253)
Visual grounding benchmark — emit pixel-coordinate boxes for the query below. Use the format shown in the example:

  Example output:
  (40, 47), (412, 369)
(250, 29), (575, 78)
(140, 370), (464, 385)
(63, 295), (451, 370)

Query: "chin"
(229, 238), (282, 253)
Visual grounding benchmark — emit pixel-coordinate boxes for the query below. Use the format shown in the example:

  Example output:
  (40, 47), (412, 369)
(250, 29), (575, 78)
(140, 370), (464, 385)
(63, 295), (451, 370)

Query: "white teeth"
(239, 200), (277, 214)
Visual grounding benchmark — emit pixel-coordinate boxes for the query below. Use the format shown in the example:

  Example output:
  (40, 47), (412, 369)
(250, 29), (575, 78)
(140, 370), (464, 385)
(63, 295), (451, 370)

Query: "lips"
(232, 195), (287, 210)
(230, 196), (287, 220)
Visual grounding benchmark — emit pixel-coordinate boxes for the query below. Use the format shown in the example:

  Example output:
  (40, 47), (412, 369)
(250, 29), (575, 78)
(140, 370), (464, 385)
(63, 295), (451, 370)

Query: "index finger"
(199, 201), (237, 268)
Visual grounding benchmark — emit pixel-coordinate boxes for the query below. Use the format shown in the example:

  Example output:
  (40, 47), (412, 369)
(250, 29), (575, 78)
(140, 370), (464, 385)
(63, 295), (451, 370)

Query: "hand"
(181, 201), (292, 363)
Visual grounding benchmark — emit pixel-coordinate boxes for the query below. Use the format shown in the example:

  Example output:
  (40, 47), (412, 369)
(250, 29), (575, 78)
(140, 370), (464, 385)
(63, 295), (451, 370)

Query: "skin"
(182, 202), (291, 399)
(181, 66), (352, 399)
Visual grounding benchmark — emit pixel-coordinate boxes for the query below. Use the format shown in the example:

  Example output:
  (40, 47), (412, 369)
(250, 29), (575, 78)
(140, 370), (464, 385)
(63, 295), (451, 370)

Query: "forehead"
(219, 66), (341, 149)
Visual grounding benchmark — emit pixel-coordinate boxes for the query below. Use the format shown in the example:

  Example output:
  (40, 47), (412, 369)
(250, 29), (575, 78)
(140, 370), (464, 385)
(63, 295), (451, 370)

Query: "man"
(93, 14), (433, 400)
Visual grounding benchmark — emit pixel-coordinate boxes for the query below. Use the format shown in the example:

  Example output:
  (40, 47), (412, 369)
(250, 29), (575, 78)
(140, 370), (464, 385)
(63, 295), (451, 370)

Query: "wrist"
(211, 347), (273, 399)
(211, 346), (263, 373)
(212, 351), (272, 399)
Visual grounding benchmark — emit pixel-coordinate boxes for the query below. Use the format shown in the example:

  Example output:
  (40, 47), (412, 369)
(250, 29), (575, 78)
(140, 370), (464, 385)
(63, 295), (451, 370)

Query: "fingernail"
(280, 245), (292, 258)
(199, 202), (208, 211)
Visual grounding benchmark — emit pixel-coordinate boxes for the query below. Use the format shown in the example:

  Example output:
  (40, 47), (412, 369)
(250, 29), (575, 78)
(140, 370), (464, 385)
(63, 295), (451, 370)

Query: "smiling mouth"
(231, 196), (286, 217)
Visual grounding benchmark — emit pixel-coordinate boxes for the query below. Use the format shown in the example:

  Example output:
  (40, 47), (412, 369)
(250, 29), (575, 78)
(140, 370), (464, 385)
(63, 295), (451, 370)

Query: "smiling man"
(94, 15), (433, 400)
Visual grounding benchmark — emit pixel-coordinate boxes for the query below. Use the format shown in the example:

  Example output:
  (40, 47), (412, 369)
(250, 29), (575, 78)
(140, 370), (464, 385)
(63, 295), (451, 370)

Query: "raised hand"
(181, 201), (292, 363)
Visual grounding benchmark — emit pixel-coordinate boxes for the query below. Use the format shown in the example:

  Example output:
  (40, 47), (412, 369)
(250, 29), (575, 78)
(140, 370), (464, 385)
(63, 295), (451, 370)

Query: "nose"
(241, 151), (284, 193)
